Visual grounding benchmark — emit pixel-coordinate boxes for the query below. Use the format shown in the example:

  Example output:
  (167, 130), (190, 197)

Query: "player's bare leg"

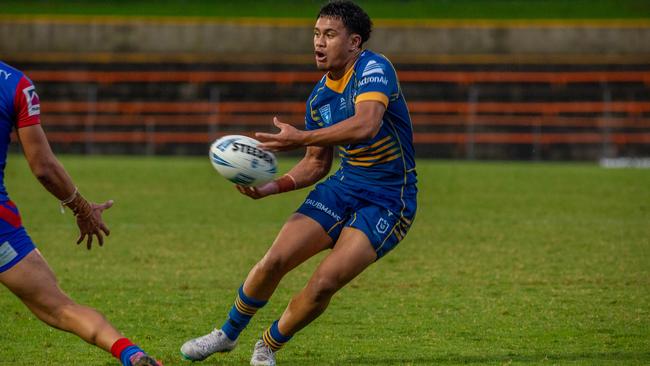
(181, 213), (332, 361)
(251, 227), (376, 365)
(0, 250), (161, 366)
(0, 249), (122, 350)
(244, 213), (333, 300)
(279, 227), (376, 334)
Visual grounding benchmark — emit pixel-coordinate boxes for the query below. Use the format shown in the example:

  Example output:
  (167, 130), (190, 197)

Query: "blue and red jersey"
(0, 61), (41, 201)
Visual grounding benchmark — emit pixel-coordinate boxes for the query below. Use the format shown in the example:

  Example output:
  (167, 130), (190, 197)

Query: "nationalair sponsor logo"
(0, 69), (11, 80)
(305, 199), (342, 221)
(362, 60), (384, 77)
(318, 104), (332, 125)
(232, 142), (275, 165)
(22, 85), (40, 116)
(358, 76), (389, 87)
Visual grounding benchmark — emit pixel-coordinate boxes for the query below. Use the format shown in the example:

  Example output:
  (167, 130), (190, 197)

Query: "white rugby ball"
(209, 135), (277, 187)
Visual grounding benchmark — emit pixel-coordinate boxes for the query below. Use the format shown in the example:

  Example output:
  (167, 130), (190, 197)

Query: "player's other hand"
(256, 117), (306, 152)
(236, 181), (279, 200)
(74, 199), (113, 250)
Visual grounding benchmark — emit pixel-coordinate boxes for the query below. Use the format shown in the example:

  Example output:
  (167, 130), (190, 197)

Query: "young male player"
(181, 1), (417, 365)
(0, 61), (162, 366)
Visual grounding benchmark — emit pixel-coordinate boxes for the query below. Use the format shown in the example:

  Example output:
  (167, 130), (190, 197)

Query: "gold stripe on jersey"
(347, 153), (402, 167)
(339, 140), (396, 159)
(340, 135), (392, 155)
(309, 84), (326, 126)
(355, 91), (388, 107)
(344, 144), (398, 160)
(347, 147), (400, 162)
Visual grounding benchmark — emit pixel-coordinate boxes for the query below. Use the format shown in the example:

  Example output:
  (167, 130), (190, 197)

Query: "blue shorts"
(296, 178), (416, 259)
(0, 200), (36, 273)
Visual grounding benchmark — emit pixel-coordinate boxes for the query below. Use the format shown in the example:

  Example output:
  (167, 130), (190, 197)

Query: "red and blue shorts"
(0, 200), (36, 273)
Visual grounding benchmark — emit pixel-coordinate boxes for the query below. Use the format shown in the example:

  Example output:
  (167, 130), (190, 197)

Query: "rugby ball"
(209, 135), (277, 187)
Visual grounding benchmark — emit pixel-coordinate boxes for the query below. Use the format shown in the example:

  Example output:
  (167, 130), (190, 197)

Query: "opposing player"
(181, 1), (417, 365)
(0, 61), (162, 366)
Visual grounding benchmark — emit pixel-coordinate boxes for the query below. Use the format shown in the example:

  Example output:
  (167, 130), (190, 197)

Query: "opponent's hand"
(73, 199), (113, 250)
(256, 117), (307, 152)
(236, 181), (279, 200)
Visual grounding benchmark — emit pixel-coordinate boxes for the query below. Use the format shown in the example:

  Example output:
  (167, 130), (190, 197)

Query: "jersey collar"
(325, 58), (358, 94)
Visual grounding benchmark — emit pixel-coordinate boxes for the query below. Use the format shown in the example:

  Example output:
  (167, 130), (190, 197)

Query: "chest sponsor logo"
(0, 69), (11, 80)
(318, 104), (332, 125)
(22, 85), (40, 116)
(358, 76), (389, 88)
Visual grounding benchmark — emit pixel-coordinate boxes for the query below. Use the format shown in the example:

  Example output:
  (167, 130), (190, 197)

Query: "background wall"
(1, 2), (649, 160)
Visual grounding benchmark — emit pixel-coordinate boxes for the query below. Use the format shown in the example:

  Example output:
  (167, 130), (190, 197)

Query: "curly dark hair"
(317, 1), (373, 46)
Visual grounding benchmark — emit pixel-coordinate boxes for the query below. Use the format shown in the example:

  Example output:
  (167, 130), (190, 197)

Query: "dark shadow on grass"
(284, 351), (650, 365)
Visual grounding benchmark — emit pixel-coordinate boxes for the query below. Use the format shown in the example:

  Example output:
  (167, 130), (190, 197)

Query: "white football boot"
(250, 339), (276, 366)
(180, 328), (237, 361)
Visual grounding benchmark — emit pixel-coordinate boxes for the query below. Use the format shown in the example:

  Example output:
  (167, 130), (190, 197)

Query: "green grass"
(1, 0), (649, 19)
(0, 155), (649, 365)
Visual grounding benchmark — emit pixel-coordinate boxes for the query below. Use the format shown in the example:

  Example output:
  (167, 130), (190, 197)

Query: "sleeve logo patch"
(22, 85), (40, 116)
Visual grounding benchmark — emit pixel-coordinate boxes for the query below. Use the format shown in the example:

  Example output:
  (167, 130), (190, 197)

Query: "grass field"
(0, 155), (648, 365)
(2, 0), (649, 19)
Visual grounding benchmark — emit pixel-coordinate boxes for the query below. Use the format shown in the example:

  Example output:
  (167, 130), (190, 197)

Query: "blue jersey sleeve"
(304, 97), (319, 131)
(354, 56), (398, 108)
(304, 78), (326, 131)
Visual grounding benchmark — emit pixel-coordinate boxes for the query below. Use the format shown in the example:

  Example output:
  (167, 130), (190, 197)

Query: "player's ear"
(349, 33), (362, 51)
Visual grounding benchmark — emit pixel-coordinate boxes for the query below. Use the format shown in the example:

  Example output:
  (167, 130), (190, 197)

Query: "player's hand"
(74, 199), (113, 250)
(256, 117), (307, 152)
(236, 181), (279, 200)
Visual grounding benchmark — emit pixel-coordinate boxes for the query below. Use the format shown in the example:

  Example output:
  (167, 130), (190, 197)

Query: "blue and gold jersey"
(305, 50), (417, 197)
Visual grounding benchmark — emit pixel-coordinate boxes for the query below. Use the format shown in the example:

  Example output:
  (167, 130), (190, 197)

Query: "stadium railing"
(25, 69), (650, 158)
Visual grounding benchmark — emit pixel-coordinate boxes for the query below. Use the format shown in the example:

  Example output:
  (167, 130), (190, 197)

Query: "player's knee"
(56, 303), (104, 344)
(256, 253), (289, 278)
(52, 301), (79, 324)
(307, 276), (339, 303)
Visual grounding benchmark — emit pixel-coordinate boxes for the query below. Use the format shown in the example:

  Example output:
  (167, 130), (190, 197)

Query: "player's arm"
(256, 100), (385, 151)
(237, 145), (333, 200)
(17, 124), (112, 249)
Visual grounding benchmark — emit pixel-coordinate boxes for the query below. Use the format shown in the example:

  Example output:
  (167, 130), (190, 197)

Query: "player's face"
(313, 16), (361, 78)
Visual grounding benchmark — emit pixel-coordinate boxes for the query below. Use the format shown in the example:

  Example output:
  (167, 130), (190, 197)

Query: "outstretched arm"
(237, 145), (333, 199)
(17, 124), (112, 249)
(256, 100), (385, 152)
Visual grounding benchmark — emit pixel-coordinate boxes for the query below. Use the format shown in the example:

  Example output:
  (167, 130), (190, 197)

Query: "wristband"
(67, 193), (93, 218)
(60, 186), (78, 214)
(276, 174), (297, 193)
